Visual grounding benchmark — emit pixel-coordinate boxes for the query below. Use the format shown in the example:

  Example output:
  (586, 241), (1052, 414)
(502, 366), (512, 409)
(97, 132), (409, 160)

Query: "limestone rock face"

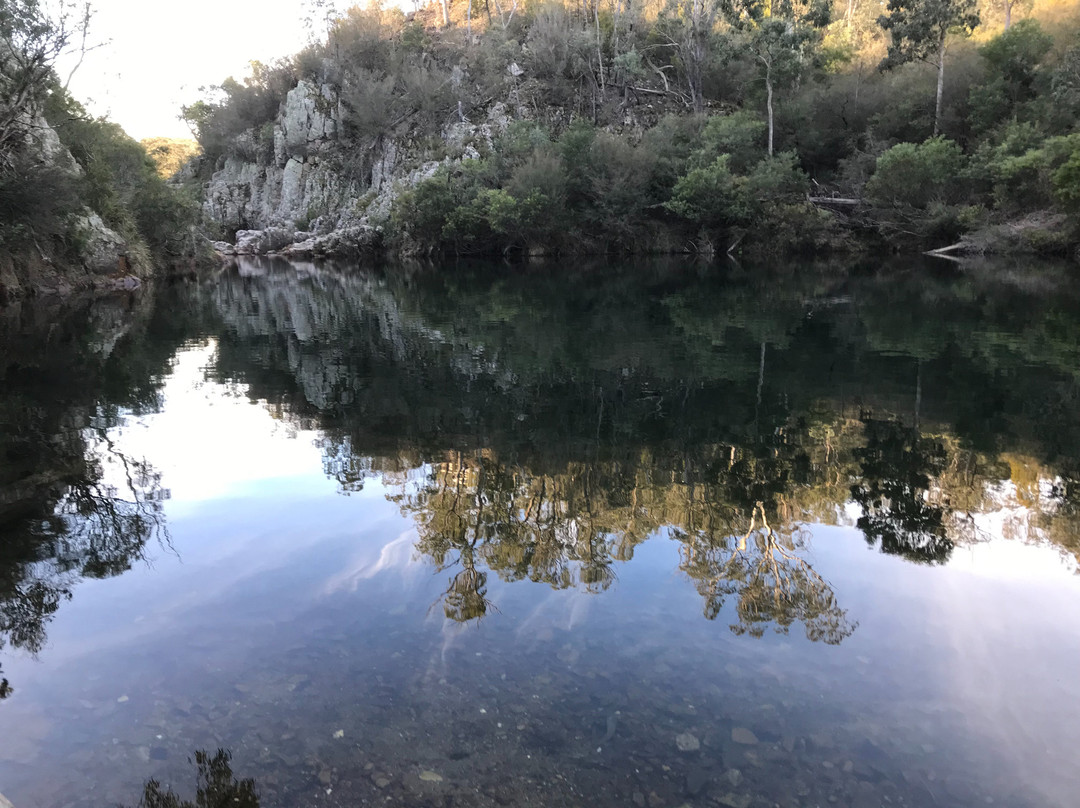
(205, 81), (350, 235)
(280, 80), (336, 159)
(75, 212), (128, 274)
(202, 81), (515, 257)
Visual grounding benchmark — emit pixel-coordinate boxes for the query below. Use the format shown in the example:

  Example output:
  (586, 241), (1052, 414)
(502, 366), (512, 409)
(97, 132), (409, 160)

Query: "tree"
(0, 0), (93, 168)
(654, 0), (725, 113)
(878, 0), (980, 135)
(723, 0), (831, 156)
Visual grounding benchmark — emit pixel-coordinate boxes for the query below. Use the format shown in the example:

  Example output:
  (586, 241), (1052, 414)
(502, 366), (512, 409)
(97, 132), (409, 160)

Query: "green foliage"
(139, 138), (200, 179)
(866, 137), (967, 208)
(180, 60), (296, 169)
(1052, 44), (1080, 125)
(43, 85), (201, 259)
(691, 112), (767, 173)
(665, 155), (747, 226)
(968, 19), (1053, 134)
(988, 134), (1080, 212)
(1052, 149), (1080, 212)
(879, 0), (981, 70)
(0, 154), (81, 247)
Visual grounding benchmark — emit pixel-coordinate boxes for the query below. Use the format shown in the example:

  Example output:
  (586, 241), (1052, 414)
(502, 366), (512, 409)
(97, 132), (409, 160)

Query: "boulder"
(234, 227), (295, 255)
(311, 224), (380, 255)
(283, 238), (317, 258)
(75, 212), (128, 274)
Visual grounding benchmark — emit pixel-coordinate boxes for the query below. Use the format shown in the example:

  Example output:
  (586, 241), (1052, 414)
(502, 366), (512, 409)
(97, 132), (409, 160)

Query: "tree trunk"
(441, 0), (450, 27)
(467, 0), (472, 36)
(595, 0), (605, 94)
(765, 64), (774, 157)
(934, 38), (945, 136)
(1004, 0), (1012, 29)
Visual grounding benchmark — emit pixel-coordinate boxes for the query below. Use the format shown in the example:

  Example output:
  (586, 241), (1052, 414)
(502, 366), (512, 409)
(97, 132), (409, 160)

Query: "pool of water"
(2, 257), (1080, 807)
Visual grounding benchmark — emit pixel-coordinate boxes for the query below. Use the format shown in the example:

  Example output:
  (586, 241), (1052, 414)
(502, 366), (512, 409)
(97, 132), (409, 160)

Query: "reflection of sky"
(3, 344), (1080, 806)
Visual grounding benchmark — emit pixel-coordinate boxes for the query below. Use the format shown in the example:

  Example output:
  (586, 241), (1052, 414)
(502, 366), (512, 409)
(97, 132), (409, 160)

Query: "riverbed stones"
(731, 727), (758, 745)
(675, 732), (700, 752)
(418, 770), (444, 783)
(685, 767), (709, 795)
(717, 793), (752, 808)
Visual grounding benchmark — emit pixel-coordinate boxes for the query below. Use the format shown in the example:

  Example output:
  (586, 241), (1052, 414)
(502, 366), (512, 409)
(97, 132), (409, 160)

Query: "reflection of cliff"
(0, 292), (174, 697)
(195, 260), (1080, 637)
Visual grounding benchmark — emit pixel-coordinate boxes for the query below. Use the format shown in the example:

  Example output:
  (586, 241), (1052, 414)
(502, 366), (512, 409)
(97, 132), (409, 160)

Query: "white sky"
(56, 0), (369, 140)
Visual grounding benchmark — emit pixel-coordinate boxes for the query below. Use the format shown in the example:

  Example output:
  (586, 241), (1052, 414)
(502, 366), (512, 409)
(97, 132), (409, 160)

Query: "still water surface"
(2, 258), (1080, 807)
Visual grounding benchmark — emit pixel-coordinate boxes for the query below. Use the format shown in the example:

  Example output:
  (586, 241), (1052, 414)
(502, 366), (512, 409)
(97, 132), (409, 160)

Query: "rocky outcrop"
(0, 115), (143, 302)
(203, 81), (514, 257)
(205, 81), (352, 237)
(235, 227), (299, 254)
(75, 212), (130, 274)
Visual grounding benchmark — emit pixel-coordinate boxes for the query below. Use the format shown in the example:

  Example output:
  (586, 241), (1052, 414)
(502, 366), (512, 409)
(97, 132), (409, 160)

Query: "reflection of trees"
(132, 749), (258, 808)
(0, 294), (176, 700)
(396, 452), (623, 622)
(196, 259), (1080, 634)
(678, 502), (856, 645)
(0, 421), (169, 694)
(851, 418), (953, 564)
(394, 447), (857, 643)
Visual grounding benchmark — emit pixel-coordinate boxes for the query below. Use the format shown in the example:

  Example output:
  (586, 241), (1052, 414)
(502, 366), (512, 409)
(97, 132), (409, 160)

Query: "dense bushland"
(183, 0), (1080, 256)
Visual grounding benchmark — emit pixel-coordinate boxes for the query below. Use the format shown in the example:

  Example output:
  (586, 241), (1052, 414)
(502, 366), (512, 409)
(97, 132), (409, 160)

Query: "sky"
(57, 0), (338, 140)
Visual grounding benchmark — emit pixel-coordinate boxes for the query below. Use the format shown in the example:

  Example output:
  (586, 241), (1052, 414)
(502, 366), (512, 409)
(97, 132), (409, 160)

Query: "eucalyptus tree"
(878, 0), (981, 135)
(720, 0), (831, 156)
(653, 0), (725, 113)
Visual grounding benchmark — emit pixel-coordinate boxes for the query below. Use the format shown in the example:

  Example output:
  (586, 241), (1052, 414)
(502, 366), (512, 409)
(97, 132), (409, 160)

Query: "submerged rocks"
(675, 732), (700, 752)
(731, 727), (759, 746)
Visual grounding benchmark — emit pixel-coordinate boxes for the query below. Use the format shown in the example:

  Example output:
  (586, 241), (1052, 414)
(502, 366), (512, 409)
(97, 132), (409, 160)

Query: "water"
(2, 257), (1080, 807)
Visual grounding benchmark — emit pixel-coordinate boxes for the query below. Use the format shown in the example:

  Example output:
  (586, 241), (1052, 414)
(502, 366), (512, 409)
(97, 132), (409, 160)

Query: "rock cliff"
(201, 81), (509, 258)
(0, 113), (145, 302)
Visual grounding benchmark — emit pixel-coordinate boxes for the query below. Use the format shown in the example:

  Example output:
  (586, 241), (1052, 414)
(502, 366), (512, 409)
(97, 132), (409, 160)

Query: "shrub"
(865, 138), (967, 209)
(0, 157), (81, 247)
(665, 156), (749, 227)
(691, 112), (768, 174)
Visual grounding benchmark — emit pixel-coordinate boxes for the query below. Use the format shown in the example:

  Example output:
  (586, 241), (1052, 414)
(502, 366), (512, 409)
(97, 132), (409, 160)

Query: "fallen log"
(925, 241), (967, 255)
